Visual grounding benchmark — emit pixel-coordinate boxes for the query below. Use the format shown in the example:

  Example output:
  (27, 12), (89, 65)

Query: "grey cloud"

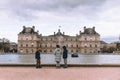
(102, 36), (118, 43)
(8, 0), (106, 20)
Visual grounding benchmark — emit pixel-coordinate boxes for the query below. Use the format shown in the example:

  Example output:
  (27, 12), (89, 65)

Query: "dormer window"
(26, 37), (28, 40)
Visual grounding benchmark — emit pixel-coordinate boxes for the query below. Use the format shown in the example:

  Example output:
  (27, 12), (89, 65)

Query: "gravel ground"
(0, 67), (120, 80)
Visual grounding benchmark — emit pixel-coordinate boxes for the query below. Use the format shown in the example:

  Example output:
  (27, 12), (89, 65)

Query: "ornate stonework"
(18, 26), (100, 54)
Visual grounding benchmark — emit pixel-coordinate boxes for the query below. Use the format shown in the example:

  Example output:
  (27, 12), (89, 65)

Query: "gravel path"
(0, 67), (120, 80)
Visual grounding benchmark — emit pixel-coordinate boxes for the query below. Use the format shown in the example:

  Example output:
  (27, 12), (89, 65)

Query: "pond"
(0, 54), (120, 65)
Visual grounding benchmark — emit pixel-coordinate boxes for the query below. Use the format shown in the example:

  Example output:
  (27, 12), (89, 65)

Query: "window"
(84, 49), (86, 53)
(76, 39), (77, 41)
(26, 49), (28, 53)
(41, 38), (43, 41)
(66, 38), (67, 41)
(76, 50), (78, 52)
(21, 44), (23, 47)
(31, 43), (34, 47)
(66, 44), (68, 47)
(26, 37), (28, 40)
(84, 44), (87, 47)
(44, 50), (47, 52)
(31, 49), (33, 53)
(45, 44), (47, 47)
(50, 50), (52, 52)
(76, 45), (78, 48)
(20, 49), (23, 53)
(90, 44), (92, 47)
(26, 44), (28, 47)
(43, 38), (46, 41)
(95, 44), (97, 47)
(40, 44), (42, 47)
(71, 50), (73, 52)
(50, 44), (52, 47)
(71, 45), (73, 47)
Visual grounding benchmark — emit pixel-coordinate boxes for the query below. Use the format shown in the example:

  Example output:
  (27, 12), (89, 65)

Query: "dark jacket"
(63, 46), (68, 59)
(35, 51), (40, 59)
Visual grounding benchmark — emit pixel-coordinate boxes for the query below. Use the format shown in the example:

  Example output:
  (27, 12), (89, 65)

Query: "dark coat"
(63, 48), (68, 59)
(35, 51), (40, 59)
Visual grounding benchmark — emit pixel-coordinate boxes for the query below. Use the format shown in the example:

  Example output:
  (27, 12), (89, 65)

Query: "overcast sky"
(0, 0), (120, 43)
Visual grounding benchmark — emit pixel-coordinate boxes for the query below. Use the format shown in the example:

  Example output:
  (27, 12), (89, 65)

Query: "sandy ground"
(0, 67), (120, 80)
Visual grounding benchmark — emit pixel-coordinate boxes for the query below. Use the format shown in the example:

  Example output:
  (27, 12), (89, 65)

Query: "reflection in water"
(0, 54), (120, 65)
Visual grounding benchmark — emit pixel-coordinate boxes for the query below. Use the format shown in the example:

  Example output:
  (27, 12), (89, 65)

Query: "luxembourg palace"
(18, 26), (100, 54)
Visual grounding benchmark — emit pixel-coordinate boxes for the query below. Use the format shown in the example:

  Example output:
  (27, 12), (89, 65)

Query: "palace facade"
(18, 26), (100, 54)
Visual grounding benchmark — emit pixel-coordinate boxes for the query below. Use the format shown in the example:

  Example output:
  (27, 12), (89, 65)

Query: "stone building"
(18, 26), (39, 54)
(114, 36), (120, 53)
(18, 26), (100, 54)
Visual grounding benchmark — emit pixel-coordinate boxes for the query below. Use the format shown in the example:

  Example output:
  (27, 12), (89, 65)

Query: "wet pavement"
(0, 67), (120, 80)
(0, 54), (120, 66)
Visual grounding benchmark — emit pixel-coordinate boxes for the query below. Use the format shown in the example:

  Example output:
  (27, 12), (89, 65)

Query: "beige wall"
(18, 27), (100, 54)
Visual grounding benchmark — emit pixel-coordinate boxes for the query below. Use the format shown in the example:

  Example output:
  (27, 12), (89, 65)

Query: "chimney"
(63, 32), (65, 35)
(93, 26), (95, 30)
(40, 34), (42, 36)
(23, 26), (25, 29)
(32, 26), (35, 31)
(37, 30), (39, 34)
(79, 31), (81, 35)
(58, 29), (60, 32)
(54, 32), (55, 35)
(76, 34), (78, 36)
(84, 26), (86, 30)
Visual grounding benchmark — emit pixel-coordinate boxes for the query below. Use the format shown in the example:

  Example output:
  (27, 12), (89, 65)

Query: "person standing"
(54, 45), (61, 68)
(62, 46), (68, 68)
(35, 49), (42, 68)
